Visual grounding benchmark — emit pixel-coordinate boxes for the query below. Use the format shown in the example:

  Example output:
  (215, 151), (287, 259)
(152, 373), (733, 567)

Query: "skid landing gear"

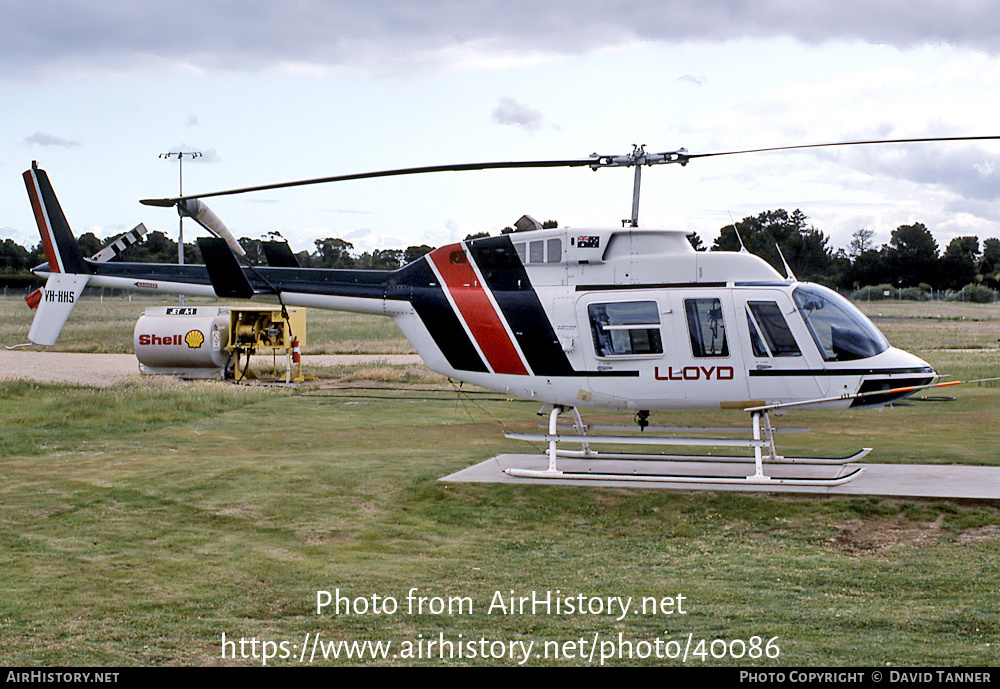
(503, 406), (866, 487)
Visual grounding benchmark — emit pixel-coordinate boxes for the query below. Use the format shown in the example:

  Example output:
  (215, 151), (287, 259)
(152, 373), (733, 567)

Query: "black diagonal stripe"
(466, 236), (575, 376)
(398, 259), (488, 373)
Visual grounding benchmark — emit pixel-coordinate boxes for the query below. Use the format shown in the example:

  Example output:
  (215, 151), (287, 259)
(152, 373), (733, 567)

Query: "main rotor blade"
(683, 135), (1000, 162)
(139, 135), (1000, 207)
(140, 158), (596, 206)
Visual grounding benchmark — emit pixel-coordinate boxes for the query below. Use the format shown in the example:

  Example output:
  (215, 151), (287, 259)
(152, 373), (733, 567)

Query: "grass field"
(0, 295), (998, 666)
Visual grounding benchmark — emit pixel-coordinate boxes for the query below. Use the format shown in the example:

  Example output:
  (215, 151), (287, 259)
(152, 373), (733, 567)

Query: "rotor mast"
(588, 144), (690, 227)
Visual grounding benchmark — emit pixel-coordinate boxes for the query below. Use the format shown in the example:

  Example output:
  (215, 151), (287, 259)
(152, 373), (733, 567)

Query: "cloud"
(678, 74), (706, 87)
(344, 228), (371, 240)
(5, 2), (1000, 77)
(24, 131), (79, 148)
(492, 97), (544, 131)
(198, 148), (221, 163)
(844, 141), (1000, 202)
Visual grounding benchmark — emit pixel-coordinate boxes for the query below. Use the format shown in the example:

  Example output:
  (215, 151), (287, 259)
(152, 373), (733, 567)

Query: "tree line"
(2, 212), (998, 297)
(691, 209), (999, 296)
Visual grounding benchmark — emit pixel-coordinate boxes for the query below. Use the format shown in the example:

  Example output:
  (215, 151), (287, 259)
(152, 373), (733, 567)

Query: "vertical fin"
(23, 164), (90, 344)
(27, 274), (89, 345)
(23, 163), (89, 275)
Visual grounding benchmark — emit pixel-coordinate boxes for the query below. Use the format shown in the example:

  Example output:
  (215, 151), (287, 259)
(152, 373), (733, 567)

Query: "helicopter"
(20, 137), (1000, 487)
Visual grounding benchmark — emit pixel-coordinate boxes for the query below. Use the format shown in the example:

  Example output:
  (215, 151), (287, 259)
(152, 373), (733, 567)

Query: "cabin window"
(685, 298), (729, 357)
(516, 238), (563, 264)
(514, 242), (526, 263)
(529, 240), (545, 264)
(546, 238), (562, 263)
(588, 301), (663, 357)
(746, 311), (769, 357)
(747, 301), (801, 356)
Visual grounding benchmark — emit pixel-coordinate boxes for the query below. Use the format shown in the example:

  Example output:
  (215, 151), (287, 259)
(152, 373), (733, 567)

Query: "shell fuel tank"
(134, 306), (231, 378)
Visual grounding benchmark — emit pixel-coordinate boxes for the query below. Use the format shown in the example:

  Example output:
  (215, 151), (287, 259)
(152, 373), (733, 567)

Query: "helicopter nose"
(850, 347), (938, 408)
(878, 346), (937, 382)
(895, 347), (937, 381)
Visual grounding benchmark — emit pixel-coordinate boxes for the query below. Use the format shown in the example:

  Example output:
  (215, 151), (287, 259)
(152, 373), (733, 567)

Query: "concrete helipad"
(442, 454), (1000, 500)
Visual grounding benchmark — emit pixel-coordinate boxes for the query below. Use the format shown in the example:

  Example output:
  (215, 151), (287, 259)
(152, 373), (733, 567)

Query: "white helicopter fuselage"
(293, 225), (934, 412)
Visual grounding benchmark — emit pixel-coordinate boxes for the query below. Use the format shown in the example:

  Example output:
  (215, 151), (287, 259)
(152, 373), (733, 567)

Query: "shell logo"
(184, 329), (205, 349)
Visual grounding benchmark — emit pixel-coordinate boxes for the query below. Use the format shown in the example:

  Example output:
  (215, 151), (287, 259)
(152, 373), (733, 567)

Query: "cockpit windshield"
(792, 284), (889, 361)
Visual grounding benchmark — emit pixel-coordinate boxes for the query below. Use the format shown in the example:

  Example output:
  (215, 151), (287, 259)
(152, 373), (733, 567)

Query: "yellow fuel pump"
(228, 306), (307, 383)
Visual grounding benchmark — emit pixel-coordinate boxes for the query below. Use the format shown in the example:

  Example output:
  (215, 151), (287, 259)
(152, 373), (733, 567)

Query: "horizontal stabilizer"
(198, 237), (254, 299)
(25, 288), (42, 310)
(28, 273), (89, 345)
(90, 223), (148, 262)
(262, 241), (300, 267)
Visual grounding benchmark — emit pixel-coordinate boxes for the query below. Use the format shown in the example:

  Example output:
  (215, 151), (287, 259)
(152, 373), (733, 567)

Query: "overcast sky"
(3, 1), (1000, 257)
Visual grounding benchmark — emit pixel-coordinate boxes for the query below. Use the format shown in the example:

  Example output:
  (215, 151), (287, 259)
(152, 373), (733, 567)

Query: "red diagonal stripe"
(428, 244), (529, 375)
(24, 170), (61, 272)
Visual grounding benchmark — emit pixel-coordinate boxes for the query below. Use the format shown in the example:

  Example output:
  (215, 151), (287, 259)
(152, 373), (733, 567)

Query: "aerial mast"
(159, 150), (203, 305)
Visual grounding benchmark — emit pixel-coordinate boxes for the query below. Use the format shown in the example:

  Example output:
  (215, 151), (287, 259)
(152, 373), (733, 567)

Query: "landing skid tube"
(503, 406), (867, 486)
(527, 448), (872, 465)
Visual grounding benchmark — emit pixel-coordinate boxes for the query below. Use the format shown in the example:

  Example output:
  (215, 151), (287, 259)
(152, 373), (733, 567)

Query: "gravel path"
(0, 349), (423, 387)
